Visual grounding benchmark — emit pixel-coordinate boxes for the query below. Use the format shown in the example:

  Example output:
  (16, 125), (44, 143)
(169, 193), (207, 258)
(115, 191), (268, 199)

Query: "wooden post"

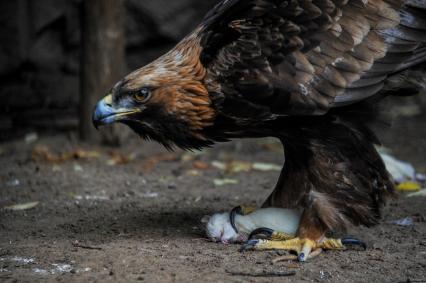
(79, 0), (125, 144)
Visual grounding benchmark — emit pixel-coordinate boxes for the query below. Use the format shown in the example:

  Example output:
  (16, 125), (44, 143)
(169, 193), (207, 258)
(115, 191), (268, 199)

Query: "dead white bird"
(203, 207), (302, 244)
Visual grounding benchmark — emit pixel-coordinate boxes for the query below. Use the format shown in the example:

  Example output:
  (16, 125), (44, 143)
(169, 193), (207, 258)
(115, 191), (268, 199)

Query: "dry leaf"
(186, 170), (201, 177)
(261, 142), (284, 153)
(107, 150), (133, 166)
(396, 182), (421, 192)
(228, 161), (252, 173)
(4, 201), (39, 211)
(181, 153), (197, 162)
(252, 162), (281, 172)
(139, 153), (178, 172)
(66, 149), (100, 160)
(212, 160), (281, 174)
(32, 145), (58, 162)
(213, 178), (239, 186)
(32, 145), (100, 163)
(211, 161), (251, 174)
(406, 190), (426, 197)
(211, 161), (227, 171)
(192, 161), (210, 170)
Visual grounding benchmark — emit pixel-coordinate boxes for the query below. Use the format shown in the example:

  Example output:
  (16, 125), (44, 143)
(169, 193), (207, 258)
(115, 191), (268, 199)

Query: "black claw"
(342, 237), (367, 250)
(298, 253), (306, 262)
(230, 206), (243, 234)
(239, 239), (259, 252)
(248, 227), (275, 240)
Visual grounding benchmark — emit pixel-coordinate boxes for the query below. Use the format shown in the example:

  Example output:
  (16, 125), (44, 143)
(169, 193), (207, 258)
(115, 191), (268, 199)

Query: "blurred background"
(0, 0), (217, 143)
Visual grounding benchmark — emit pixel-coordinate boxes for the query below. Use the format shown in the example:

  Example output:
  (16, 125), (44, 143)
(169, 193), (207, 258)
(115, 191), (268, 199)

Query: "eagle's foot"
(240, 237), (317, 261)
(240, 230), (366, 262)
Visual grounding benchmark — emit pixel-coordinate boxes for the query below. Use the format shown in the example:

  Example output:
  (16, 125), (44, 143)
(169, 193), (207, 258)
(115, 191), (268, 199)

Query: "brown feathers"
(199, 0), (426, 113)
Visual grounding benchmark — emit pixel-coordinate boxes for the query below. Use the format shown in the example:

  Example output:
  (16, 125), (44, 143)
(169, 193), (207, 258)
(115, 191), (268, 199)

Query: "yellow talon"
(270, 231), (295, 241)
(251, 237), (311, 254)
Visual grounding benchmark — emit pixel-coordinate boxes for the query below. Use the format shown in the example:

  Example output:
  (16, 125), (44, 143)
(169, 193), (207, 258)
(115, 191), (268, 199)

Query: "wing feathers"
(200, 0), (426, 117)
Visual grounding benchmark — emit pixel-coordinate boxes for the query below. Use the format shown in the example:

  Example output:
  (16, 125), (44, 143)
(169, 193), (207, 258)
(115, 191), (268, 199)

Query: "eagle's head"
(92, 37), (216, 149)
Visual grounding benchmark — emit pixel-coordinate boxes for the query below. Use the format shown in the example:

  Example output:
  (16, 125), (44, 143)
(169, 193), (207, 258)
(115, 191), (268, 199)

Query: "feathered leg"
(247, 116), (394, 261)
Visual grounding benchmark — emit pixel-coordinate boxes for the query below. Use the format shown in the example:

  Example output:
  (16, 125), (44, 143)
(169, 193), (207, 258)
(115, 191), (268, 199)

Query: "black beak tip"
(92, 118), (100, 130)
(92, 113), (101, 130)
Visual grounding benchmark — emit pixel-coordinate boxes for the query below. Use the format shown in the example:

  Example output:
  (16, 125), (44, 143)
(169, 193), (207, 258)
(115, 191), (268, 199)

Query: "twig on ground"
(272, 255), (298, 263)
(226, 270), (296, 277)
(272, 248), (323, 263)
(72, 241), (102, 251)
(193, 238), (211, 242)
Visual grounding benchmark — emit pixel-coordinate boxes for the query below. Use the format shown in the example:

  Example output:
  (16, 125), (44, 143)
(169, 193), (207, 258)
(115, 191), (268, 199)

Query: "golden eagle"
(93, 0), (426, 261)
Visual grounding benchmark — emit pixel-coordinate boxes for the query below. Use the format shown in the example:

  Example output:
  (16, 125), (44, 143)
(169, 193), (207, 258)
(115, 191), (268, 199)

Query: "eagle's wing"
(199, 0), (426, 117)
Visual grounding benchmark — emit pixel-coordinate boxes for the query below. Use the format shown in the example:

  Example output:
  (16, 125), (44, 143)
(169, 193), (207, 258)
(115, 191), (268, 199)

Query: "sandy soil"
(1, 102), (425, 282)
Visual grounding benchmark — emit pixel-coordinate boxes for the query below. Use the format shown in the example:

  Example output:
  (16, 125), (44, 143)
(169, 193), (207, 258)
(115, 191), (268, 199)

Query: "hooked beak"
(92, 94), (140, 129)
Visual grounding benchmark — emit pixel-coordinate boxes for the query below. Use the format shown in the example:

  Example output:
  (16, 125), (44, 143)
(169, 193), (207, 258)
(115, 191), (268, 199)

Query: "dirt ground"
(1, 99), (426, 283)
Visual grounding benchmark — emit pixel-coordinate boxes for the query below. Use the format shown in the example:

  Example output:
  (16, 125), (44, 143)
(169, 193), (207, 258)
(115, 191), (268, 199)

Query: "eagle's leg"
(248, 122), (392, 261)
(247, 150), (343, 261)
(294, 209), (334, 261)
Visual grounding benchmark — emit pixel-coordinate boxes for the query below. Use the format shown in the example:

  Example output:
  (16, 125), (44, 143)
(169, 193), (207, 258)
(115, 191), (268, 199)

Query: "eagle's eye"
(134, 87), (151, 103)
